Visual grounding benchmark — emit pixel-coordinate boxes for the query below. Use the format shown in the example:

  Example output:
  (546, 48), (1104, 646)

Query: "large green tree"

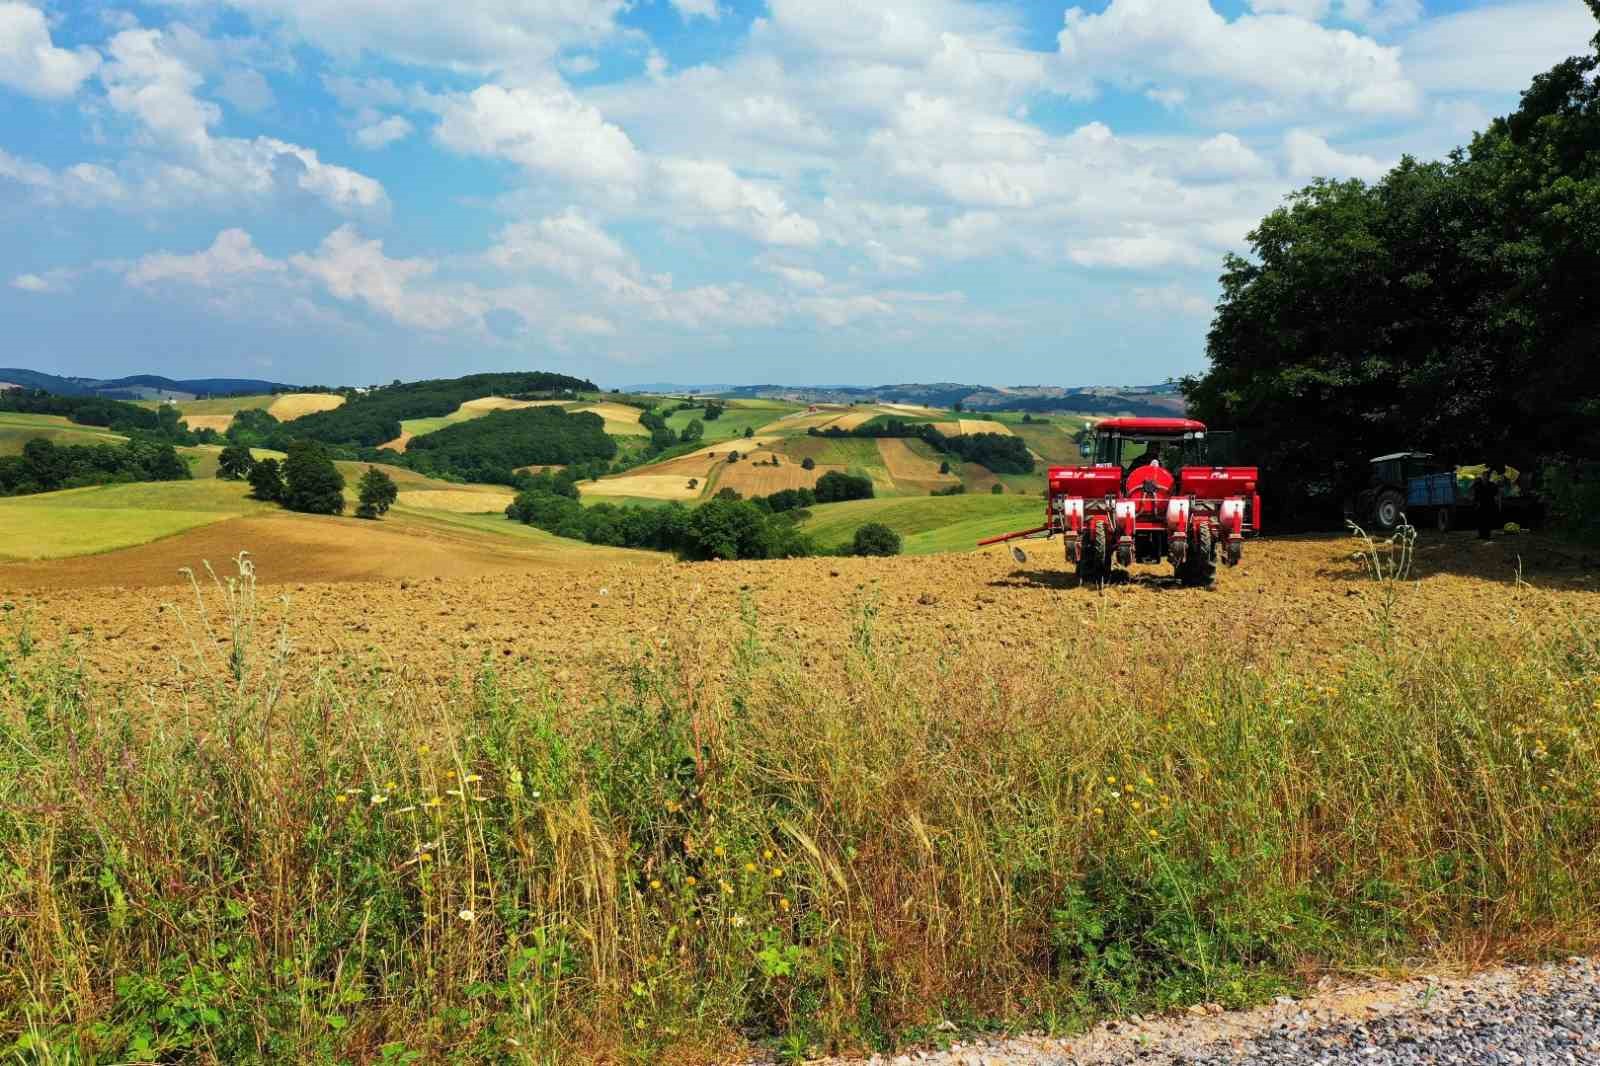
(282, 440), (346, 515)
(1184, 24), (1600, 524)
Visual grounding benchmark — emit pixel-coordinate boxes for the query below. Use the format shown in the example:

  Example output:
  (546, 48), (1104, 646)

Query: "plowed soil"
(7, 531), (1595, 700)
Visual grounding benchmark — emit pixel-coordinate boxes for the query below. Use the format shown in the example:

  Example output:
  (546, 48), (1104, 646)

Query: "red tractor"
(980, 417), (1260, 585)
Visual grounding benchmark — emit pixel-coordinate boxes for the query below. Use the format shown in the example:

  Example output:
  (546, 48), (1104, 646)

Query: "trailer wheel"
(1435, 507), (1454, 533)
(1373, 490), (1403, 532)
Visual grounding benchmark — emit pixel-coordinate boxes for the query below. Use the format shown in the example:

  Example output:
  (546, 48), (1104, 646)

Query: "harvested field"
(180, 413), (234, 434)
(582, 474), (703, 500)
(880, 402), (947, 417)
(959, 418), (1013, 435)
(459, 396), (557, 414)
(395, 489), (516, 513)
(877, 437), (958, 491)
(378, 430), (413, 452)
(574, 401), (648, 435)
(823, 408), (881, 431)
(712, 458), (839, 496)
(267, 393), (345, 420)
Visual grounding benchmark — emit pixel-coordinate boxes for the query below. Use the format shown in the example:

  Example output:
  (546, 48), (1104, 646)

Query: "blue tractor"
(1356, 451), (1545, 533)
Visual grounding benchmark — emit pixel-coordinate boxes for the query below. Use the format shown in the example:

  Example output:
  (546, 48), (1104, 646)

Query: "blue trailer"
(1358, 452), (1544, 533)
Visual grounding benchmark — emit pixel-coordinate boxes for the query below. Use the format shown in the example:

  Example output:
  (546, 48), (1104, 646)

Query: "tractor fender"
(1219, 498), (1245, 541)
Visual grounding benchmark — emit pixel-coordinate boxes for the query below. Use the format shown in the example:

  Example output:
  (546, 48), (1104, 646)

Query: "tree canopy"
(1184, 32), (1600, 524)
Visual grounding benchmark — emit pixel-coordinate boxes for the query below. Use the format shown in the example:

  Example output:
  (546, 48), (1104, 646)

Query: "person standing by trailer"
(1473, 468), (1501, 540)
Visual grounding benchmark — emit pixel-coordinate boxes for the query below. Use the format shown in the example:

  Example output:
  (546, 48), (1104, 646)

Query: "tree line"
(807, 417), (1035, 476)
(0, 438), (189, 497)
(1183, 14), (1600, 529)
(504, 467), (893, 560)
(0, 389), (222, 446)
(217, 442), (397, 519)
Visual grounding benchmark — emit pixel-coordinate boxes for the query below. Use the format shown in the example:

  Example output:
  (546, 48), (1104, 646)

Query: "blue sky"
(1, 0), (1592, 388)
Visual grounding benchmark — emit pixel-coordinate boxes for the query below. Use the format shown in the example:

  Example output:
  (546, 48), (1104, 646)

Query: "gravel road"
(793, 957), (1599, 1065)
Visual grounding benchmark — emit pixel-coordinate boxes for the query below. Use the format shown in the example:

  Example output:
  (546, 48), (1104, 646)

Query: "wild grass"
(1, 560), (1597, 1063)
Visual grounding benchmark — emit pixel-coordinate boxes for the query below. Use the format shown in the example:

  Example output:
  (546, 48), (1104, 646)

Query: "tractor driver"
(1128, 442), (1165, 473)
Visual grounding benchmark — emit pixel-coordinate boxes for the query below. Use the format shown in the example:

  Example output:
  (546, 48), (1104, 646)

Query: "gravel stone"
(786, 957), (1600, 1066)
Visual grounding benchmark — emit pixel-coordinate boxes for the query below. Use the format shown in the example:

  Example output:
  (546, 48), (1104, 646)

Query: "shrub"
(801, 457), (816, 471)
(851, 522), (902, 556)
(992, 483), (1004, 495)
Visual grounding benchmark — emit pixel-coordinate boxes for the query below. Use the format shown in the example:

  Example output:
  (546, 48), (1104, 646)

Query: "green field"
(0, 413), (127, 455)
(799, 493), (1043, 554)
(663, 400), (795, 443)
(0, 479), (272, 560)
(136, 394), (278, 416)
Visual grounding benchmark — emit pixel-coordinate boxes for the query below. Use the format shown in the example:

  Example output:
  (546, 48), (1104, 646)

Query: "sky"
(0, 0), (1593, 389)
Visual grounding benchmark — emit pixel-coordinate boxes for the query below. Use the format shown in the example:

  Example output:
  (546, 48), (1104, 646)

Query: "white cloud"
(127, 228), (285, 286)
(1057, 0), (1421, 118)
(11, 272), (51, 292)
(671, 0), (722, 19)
(0, 147), (127, 205)
(761, 262), (827, 289)
(487, 209), (630, 278)
(1401, 0), (1595, 94)
(0, 1), (100, 98)
(177, 0), (627, 72)
(435, 82), (643, 189)
(354, 114), (414, 150)
(1177, 133), (1273, 179)
(93, 26), (386, 212)
(1284, 128), (1390, 180)
(1132, 284), (1214, 317)
(216, 68), (274, 114)
(656, 157), (821, 246)
(1068, 234), (1208, 271)
(290, 225), (478, 331)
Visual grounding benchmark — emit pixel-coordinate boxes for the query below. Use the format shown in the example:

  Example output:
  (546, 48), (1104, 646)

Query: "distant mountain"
(624, 381), (1187, 417)
(0, 368), (294, 401)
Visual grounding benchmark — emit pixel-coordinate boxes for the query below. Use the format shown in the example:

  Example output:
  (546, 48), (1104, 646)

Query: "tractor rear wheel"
(1181, 522), (1215, 587)
(1373, 489), (1403, 532)
(1078, 521), (1110, 585)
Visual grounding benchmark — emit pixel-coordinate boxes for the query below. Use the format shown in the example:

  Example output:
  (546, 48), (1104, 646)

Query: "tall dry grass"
(1, 558), (1597, 1063)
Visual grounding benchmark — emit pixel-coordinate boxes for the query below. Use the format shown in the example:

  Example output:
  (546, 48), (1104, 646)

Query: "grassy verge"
(2, 569), (1597, 1063)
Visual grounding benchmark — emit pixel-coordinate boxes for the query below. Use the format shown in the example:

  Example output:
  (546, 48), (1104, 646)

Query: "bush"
(282, 440), (345, 515)
(814, 471), (874, 503)
(991, 483), (1004, 495)
(851, 522), (902, 556)
(801, 457), (816, 471)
